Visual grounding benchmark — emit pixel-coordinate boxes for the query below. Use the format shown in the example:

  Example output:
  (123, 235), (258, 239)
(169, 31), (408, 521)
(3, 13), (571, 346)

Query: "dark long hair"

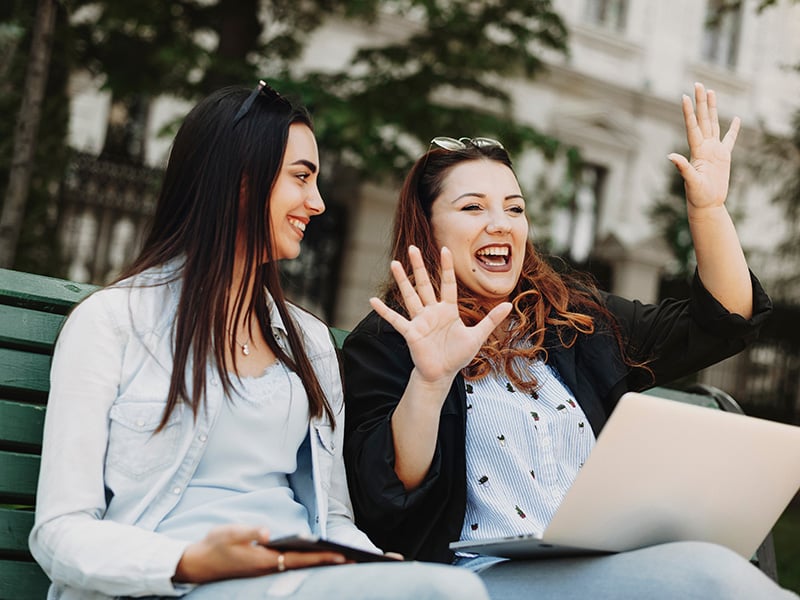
(118, 85), (334, 430)
(385, 144), (641, 394)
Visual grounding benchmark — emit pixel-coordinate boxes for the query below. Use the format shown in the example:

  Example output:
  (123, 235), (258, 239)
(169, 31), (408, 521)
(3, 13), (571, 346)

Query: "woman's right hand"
(370, 246), (512, 387)
(173, 525), (346, 583)
(374, 246), (512, 491)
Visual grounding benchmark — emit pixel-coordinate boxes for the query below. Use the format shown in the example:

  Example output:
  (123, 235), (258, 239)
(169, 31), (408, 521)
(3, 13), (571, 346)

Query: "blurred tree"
(0, 0), (70, 272)
(65, 0), (570, 171)
(1, 0), (572, 273)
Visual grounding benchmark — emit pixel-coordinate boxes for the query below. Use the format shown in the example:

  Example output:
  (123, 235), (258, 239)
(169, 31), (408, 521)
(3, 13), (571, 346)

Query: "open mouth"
(475, 244), (511, 270)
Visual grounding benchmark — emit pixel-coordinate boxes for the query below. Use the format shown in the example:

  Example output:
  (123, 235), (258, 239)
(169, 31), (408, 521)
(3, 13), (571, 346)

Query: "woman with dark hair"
(29, 82), (488, 600)
(342, 84), (796, 598)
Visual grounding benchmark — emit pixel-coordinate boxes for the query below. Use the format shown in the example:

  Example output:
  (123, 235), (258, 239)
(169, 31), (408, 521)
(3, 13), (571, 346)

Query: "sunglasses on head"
(430, 136), (505, 151)
(232, 80), (288, 126)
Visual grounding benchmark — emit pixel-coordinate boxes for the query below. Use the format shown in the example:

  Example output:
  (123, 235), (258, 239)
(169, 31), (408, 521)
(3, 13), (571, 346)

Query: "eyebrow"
(289, 159), (318, 173)
(451, 192), (524, 203)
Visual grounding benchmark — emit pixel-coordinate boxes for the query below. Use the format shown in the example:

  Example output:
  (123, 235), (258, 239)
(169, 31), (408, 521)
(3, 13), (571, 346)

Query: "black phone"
(264, 534), (401, 563)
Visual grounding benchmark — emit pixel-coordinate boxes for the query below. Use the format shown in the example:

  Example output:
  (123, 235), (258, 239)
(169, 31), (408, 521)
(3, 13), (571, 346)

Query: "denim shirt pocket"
(107, 402), (182, 479)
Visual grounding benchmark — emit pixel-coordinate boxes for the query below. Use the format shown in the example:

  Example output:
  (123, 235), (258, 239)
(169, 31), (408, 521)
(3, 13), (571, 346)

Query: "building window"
(702, 0), (743, 69)
(549, 164), (607, 265)
(583, 0), (628, 32)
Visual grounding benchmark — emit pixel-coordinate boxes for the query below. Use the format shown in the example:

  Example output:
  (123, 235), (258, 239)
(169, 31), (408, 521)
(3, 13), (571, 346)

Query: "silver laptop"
(450, 391), (800, 559)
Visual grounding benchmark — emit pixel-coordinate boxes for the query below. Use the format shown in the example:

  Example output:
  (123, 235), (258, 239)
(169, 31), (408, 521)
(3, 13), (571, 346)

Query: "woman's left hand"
(668, 82), (740, 211)
(173, 525), (346, 583)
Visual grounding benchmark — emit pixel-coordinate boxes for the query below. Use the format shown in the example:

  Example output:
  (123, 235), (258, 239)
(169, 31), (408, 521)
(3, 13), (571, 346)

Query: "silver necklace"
(229, 330), (252, 356)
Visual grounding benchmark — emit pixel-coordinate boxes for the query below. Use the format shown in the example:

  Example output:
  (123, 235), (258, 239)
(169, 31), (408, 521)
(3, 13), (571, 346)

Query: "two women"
(342, 84), (796, 598)
(29, 83), (488, 599)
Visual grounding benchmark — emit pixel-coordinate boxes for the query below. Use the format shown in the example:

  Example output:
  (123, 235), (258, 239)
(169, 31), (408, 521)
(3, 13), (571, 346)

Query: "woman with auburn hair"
(28, 82), (488, 600)
(342, 84), (796, 598)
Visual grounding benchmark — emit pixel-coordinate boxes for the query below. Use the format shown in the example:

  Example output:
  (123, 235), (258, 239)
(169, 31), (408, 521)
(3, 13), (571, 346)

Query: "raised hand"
(173, 525), (345, 583)
(369, 245), (512, 387)
(668, 82), (740, 211)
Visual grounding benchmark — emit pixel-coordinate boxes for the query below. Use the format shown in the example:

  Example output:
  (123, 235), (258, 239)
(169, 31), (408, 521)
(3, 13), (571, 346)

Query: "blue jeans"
(457, 541), (799, 599)
(178, 561), (489, 599)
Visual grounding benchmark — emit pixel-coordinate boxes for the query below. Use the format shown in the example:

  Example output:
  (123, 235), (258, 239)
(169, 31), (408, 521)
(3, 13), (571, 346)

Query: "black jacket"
(342, 272), (772, 563)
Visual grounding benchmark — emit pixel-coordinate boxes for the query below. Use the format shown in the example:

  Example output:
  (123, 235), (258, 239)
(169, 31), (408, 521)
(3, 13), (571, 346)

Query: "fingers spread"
(473, 302), (512, 342)
(370, 297), (409, 335)
(707, 88), (720, 139)
(408, 245), (437, 305)
(694, 82), (711, 138)
(667, 152), (690, 172)
(390, 260), (424, 317)
(439, 247), (458, 304)
(682, 94), (703, 150)
(722, 116), (741, 152)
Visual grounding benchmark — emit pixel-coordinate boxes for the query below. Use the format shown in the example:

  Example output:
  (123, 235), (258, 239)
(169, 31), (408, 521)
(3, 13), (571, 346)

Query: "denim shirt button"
(172, 487), (181, 495)
(198, 434), (207, 442)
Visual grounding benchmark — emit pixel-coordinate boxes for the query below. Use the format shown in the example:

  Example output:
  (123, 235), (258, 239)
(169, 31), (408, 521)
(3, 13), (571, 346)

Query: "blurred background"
(1, 0), (799, 589)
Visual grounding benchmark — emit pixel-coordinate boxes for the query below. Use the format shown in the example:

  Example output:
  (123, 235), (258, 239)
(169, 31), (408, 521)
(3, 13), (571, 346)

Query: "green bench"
(0, 268), (778, 598)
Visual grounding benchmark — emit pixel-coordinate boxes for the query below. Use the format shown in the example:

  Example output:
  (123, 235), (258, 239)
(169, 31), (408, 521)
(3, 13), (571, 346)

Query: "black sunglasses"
(232, 80), (288, 126)
(430, 136), (505, 151)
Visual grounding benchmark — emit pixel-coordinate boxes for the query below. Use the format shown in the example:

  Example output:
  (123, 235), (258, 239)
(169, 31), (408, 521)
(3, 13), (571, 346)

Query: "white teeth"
(476, 246), (509, 256)
(288, 218), (306, 232)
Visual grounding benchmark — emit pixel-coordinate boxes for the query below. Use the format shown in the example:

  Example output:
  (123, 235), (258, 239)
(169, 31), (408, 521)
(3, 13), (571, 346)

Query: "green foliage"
(293, 0), (570, 179)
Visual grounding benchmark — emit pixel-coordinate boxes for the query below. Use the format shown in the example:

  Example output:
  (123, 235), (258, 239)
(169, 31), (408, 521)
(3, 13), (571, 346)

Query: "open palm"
(669, 82), (740, 210)
(370, 246), (512, 385)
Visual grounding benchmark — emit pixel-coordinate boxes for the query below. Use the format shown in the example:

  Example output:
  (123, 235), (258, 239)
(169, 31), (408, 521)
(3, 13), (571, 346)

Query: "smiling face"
(429, 159), (528, 303)
(268, 122), (324, 260)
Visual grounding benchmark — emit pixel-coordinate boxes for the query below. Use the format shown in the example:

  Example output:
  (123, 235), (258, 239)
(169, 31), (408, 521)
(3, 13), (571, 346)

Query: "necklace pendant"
(241, 343), (250, 356)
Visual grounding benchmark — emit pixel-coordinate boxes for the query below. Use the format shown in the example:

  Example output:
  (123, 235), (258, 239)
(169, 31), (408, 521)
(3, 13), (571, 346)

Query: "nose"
(306, 184), (325, 215)
(485, 210), (512, 234)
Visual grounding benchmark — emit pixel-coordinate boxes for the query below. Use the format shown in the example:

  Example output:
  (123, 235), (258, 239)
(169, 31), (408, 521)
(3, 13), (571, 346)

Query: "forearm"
(390, 368), (452, 490)
(689, 204), (753, 318)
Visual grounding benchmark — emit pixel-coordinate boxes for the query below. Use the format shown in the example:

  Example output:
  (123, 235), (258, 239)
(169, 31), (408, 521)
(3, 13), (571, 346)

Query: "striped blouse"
(459, 359), (596, 543)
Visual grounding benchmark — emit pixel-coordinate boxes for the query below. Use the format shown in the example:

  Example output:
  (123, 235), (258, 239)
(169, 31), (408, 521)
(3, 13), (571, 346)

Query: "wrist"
(408, 367), (456, 397)
(686, 203), (729, 224)
(173, 543), (206, 583)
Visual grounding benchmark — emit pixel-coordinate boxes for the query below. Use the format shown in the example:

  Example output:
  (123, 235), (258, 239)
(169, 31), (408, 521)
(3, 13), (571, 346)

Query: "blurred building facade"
(62, 0), (800, 418)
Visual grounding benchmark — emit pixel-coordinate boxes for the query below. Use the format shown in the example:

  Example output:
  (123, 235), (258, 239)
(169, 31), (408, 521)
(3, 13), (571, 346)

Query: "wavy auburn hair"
(118, 85), (335, 430)
(385, 144), (634, 394)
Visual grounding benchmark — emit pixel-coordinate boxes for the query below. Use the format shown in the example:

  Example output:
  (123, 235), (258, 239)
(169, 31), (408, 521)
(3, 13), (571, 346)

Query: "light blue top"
(459, 360), (596, 542)
(156, 362), (313, 542)
(29, 260), (377, 600)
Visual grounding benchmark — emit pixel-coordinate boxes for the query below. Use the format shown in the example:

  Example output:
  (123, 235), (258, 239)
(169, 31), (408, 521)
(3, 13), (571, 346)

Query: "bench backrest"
(0, 269), (98, 599)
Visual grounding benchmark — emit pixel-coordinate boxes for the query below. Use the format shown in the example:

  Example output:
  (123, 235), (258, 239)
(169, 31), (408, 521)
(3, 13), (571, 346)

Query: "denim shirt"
(29, 262), (377, 599)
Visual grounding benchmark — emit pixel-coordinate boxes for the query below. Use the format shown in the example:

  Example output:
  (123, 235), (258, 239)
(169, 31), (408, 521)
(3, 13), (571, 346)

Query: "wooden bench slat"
(0, 348), (51, 397)
(0, 269), (96, 316)
(0, 508), (34, 555)
(0, 401), (46, 450)
(0, 451), (40, 504)
(0, 305), (64, 353)
(0, 560), (51, 600)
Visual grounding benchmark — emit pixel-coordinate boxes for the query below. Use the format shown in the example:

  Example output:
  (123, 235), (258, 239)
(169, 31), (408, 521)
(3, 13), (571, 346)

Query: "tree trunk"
(0, 0), (58, 268)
